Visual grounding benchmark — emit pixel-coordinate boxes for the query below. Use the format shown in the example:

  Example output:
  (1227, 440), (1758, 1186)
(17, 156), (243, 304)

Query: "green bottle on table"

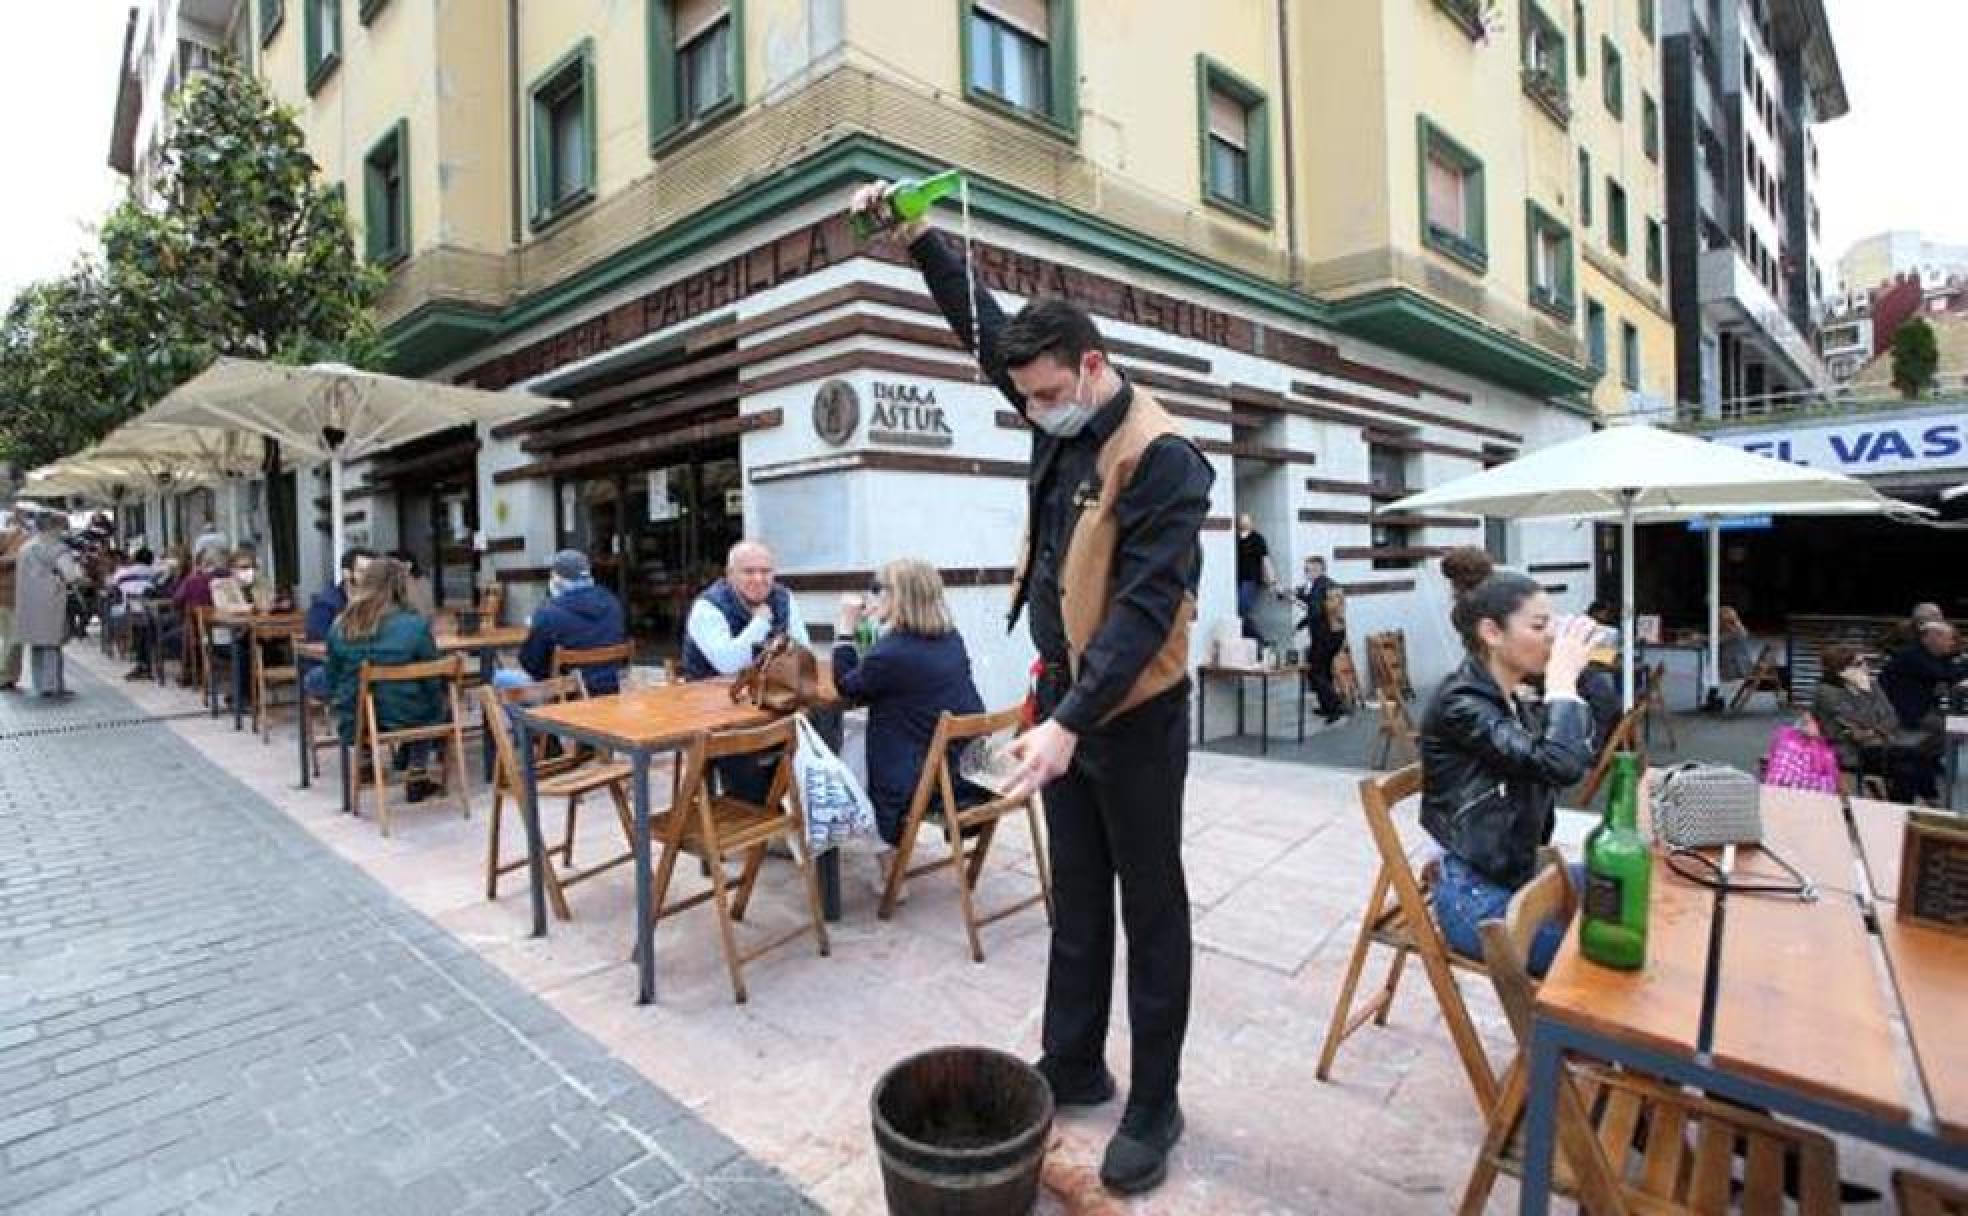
(850, 169), (964, 240)
(1580, 751), (1650, 970)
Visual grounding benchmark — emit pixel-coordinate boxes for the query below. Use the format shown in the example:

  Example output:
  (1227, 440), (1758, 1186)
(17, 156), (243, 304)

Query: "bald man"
(680, 540), (810, 679)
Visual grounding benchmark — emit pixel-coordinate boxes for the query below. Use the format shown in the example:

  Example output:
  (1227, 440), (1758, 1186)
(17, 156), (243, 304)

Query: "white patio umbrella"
(139, 358), (564, 564)
(1386, 422), (1922, 709)
(85, 423), (272, 556)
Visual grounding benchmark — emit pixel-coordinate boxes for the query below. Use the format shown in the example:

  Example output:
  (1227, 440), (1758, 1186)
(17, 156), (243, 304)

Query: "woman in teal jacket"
(326, 557), (447, 796)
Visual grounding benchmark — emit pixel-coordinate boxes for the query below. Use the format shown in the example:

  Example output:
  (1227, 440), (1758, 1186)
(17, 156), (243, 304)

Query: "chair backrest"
(1358, 764), (1432, 908)
(475, 675), (587, 789)
(901, 704), (1027, 825)
(362, 655), (465, 685)
(1475, 847), (1574, 1045)
(479, 586), (505, 626)
(551, 642), (632, 684)
(1577, 703), (1647, 806)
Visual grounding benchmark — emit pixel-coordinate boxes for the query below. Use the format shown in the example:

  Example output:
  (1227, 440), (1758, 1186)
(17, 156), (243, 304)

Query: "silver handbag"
(1648, 763), (1762, 849)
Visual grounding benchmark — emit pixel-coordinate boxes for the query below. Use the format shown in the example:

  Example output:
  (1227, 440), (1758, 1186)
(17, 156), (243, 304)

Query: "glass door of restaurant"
(398, 475), (479, 608)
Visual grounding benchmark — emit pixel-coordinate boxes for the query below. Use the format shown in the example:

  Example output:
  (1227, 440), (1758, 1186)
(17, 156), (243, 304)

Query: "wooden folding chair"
(1459, 848), (1840, 1215)
(1315, 765), (1499, 1113)
(1330, 646), (1363, 712)
(352, 655), (473, 836)
(1728, 643), (1786, 714)
(188, 605), (215, 702)
(550, 641), (633, 697)
(1367, 645), (1420, 769)
(478, 585), (504, 627)
(478, 681), (636, 921)
(1575, 703), (1647, 808)
(1895, 1168), (1968, 1216)
(1640, 659), (1678, 751)
(251, 616), (304, 743)
(879, 705), (1055, 962)
(650, 718), (830, 1003)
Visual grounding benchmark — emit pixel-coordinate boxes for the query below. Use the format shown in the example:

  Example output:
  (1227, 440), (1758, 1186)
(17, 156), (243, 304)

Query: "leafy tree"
(0, 269), (128, 472)
(1890, 316), (1939, 399)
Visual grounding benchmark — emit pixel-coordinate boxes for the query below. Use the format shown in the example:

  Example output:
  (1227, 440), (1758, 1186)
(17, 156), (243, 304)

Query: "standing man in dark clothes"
(1234, 514), (1275, 641)
(1294, 555), (1345, 723)
(854, 181), (1213, 1196)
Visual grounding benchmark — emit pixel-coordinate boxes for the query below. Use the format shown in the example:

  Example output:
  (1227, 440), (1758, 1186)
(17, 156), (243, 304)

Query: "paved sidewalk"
(0, 668), (816, 1215)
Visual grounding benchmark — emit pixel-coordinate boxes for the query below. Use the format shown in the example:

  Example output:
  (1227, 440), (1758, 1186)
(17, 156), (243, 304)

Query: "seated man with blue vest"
(681, 539), (813, 804)
(680, 539), (810, 679)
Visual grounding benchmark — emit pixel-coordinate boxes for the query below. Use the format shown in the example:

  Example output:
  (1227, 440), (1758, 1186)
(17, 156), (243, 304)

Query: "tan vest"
(1013, 388), (1198, 726)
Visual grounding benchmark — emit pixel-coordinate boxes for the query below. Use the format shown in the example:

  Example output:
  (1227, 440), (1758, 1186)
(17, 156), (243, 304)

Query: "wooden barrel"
(870, 1046), (1054, 1216)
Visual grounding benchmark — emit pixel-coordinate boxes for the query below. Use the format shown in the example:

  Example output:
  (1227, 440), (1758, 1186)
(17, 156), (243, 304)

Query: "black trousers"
(1039, 678), (1192, 1109)
(1304, 631), (1344, 717)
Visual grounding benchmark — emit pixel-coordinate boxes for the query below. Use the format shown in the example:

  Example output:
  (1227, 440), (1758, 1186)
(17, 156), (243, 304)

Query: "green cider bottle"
(850, 169), (964, 240)
(1580, 751), (1651, 970)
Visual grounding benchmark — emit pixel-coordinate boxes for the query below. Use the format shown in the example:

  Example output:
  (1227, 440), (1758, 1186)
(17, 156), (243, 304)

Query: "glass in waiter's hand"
(957, 733), (1021, 797)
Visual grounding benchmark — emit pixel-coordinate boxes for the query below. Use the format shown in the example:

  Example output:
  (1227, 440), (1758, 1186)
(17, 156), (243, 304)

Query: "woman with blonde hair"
(834, 558), (987, 892)
(325, 557), (447, 800)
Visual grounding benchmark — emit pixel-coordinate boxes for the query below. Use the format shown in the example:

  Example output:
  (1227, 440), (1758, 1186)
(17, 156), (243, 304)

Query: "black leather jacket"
(1419, 657), (1596, 889)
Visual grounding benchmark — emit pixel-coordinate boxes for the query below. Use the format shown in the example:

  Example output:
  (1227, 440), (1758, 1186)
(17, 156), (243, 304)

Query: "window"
(1521, 3), (1569, 123)
(1602, 38), (1623, 117)
(1645, 218), (1664, 284)
(530, 41), (596, 229)
(1368, 443), (1408, 494)
(1577, 148), (1592, 226)
(1525, 202), (1574, 320)
(1484, 517), (1511, 564)
(1585, 297), (1607, 376)
(1573, 0), (1587, 77)
(1196, 57), (1271, 223)
(304, 0), (340, 92)
(648, 0), (744, 148)
(1621, 320), (1640, 390)
(1417, 117), (1486, 272)
(1638, 0), (1655, 41)
(258, 0), (284, 45)
(961, 0), (1077, 137)
(1642, 93), (1660, 161)
(362, 121), (408, 267)
(1606, 178), (1628, 254)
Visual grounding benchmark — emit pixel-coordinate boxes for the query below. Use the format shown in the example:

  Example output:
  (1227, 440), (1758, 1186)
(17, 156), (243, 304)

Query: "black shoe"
(1032, 1056), (1116, 1108)
(406, 776), (437, 804)
(1099, 1100), (1183, 1195)
(124, 667), (151, 681)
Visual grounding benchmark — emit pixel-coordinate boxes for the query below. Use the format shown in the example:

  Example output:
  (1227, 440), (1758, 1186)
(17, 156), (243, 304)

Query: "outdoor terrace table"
(511, 673), (843, 1005)
(1518, 782), (1968, 1213)
(293, 625), (529, 786)
(1196, 662), (1306, 755)
(1635, 639), (1709, 711)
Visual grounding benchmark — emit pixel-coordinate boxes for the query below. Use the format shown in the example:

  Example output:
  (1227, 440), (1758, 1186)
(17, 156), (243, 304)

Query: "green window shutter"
(259, 0), (284, 46)
(1578, 148), (1592, 227)
(1047, 0), (1078, 136)
(1195, 55), (1272, 226)
(1572, 0), (1586, 77)
(647, 0), (678, 143)
(1525, 201), (1574, 320)
(1602, 39), (1622, 117)
(359, 0), (389, 24)
(362, 120), (408, 266)
(531, 40), (597, 230)
(1416, 116), (1487, 273)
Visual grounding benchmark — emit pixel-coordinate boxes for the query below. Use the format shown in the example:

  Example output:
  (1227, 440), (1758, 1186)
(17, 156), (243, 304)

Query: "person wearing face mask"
(509, 549), (628, 693)
(1814, 643), (1939, 803)
(1420, 571), (1598, 977)
(855, 180), (1212, 1196)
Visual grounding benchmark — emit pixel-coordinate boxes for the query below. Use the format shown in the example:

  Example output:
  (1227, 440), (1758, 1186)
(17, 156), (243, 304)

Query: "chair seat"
(651, 796), (784, 856)
(375, 723), (460, 746)
(537, 761), (632, 799)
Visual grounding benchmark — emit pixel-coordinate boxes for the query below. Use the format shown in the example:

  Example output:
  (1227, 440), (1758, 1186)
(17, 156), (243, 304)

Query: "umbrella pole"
(329, 455), (346, 574)
(225, 478), (241, 553)
(1706, 517), (1721, 710)
(1621, 494), (1636, 713)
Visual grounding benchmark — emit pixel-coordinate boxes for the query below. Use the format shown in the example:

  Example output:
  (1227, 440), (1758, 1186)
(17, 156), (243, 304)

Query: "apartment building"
(1660, 0), (1845, 415)
(118, 0), (1664, 699)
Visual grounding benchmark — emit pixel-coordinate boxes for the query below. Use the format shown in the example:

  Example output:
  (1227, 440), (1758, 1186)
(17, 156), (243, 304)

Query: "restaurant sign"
(1710, 410), (1968, 477)
(867, 381), (954, 449)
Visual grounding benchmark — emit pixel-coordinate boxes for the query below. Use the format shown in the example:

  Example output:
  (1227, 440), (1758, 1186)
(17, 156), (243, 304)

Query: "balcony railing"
(1521, 67), (1571, 126)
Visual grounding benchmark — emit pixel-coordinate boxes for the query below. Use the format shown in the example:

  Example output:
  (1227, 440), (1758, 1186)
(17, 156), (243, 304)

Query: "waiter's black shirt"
(908, 230), (1213, 733)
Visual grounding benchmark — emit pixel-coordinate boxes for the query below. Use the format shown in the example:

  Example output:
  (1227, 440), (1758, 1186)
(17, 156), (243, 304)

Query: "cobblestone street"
(0, 667), (815, 1216)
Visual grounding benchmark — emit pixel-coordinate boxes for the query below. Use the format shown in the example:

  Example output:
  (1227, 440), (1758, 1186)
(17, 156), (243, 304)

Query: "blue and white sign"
(1684, 515), (1773, 532)
(1711, 411), (1968, 477)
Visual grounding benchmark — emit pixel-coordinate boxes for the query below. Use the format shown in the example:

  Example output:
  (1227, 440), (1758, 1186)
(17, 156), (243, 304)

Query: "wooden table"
(295, 625), (531, 790)
(208, 610), (302, 731)
(512, 673), (841, 1005)
(1519, 782), (1968, 1213)
(1196, 662), (1306, 755)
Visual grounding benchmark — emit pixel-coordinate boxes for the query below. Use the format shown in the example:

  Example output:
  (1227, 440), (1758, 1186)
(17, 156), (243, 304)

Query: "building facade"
(1839, 230), (1968, 296)
(122, 0), (1649, 709)
(1660, 0), (1844, 417)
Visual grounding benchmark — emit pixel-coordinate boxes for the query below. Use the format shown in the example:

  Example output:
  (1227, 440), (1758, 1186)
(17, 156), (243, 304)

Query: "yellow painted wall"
(430, 1), (512, 255)
(1581, 261), (1676, 412)
(1286, 0), (1389, 276)
(516, 0), (645, 210)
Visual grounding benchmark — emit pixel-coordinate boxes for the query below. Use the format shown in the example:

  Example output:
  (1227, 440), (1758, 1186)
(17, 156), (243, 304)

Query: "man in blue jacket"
(302, 547), (373, 698)
(513, 550), (627, 694)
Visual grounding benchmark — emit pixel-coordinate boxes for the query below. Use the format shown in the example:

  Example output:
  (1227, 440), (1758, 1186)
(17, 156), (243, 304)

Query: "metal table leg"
(512, 709), (549, 940)
(477, 647), (496, 780)
(1518, 1018), (1562, 1215)
(297, 685), (311, 789)
(232, 629), (249, 731)
(1235, 675), (1245, 739)
(631, 749), (655, 1004)
(819, 850), (841, 922)
(1196, 674), (1206, 747)
(1260, 673), (1270, 756)
(1297, 670), (1306, 743)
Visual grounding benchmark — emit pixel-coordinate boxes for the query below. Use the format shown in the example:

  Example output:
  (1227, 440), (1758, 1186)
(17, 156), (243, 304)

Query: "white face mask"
(234, 567), (256, 587)
(1029, 366), (1098, 438)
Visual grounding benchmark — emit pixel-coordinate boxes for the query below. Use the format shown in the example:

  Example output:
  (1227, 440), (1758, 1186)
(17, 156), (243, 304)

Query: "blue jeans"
(491, 669), (533, 690)
(1432, 853), (1582, 977)
(1237, 580), (1261, 640)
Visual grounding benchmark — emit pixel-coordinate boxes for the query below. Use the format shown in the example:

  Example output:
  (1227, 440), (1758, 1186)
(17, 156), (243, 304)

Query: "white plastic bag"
(792, 713), (877, 855)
